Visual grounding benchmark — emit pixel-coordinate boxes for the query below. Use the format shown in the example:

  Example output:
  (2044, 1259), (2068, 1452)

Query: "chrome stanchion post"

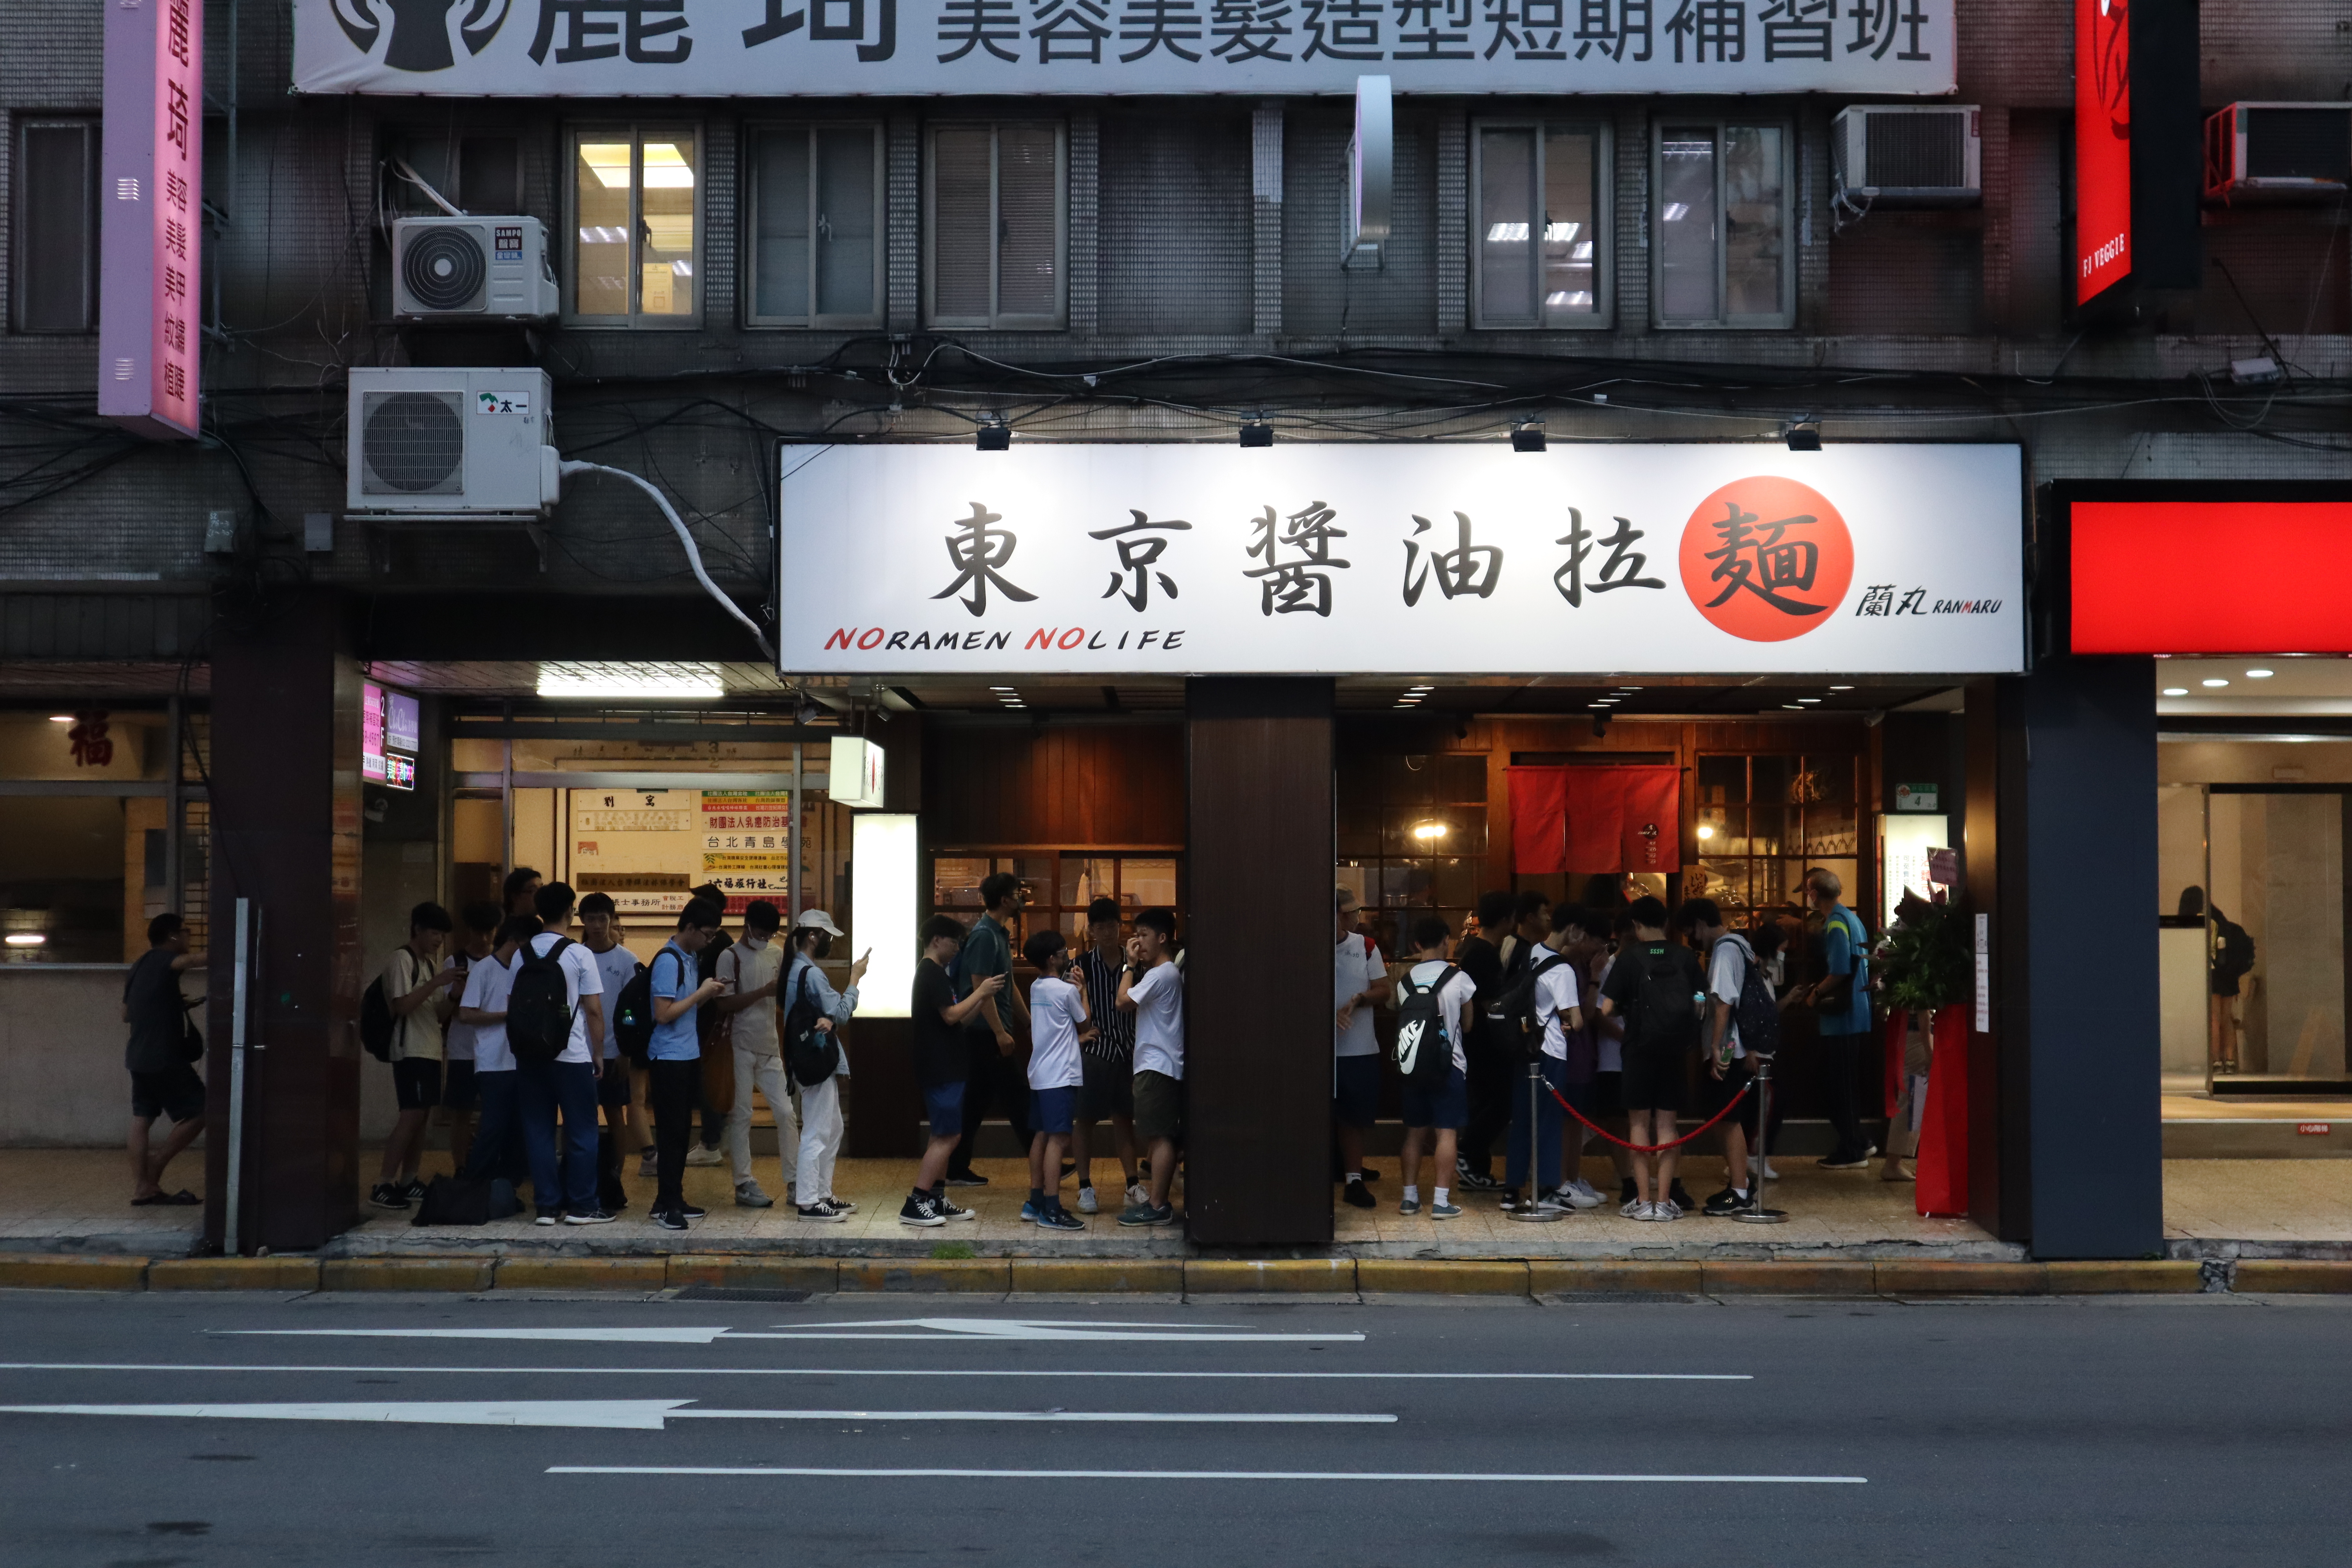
(225, 898), (251, 1256)
(1732, 1054), (1788, 1225)
(1506, 1055), (1567, 1223)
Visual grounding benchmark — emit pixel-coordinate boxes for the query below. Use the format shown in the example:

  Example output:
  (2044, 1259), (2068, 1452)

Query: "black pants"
(1819, 1032), (1867, 1158)
(649, 1058), (700, 1213)
(950, 1033), (1032, 1176)
(1459, 1027), (1514, 1175)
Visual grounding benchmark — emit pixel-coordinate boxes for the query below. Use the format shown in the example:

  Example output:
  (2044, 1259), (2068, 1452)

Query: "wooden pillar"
(204, 592), (365, 1253)
(1184, 677), (1333, 1247)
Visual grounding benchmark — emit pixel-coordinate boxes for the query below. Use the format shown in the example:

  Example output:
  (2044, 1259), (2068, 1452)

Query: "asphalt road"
(0, 1285), (2345, 1567)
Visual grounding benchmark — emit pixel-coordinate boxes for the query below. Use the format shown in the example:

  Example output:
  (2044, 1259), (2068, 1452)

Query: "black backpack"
(1498, 950), (1572, 1061)
(1721, 933), (1780, 1057)
(612, 958), (656, 1061)
(1390, 964), (1461, 1089)
(1623, 942), (1702, 1053)
(506, 936), (577, 1063)
(359, 949), (416, 1063)
(782, 963), (842, 1087)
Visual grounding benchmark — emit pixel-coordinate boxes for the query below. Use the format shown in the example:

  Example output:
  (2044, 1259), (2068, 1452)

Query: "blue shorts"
(923, 1080), (966, 1141)
(1030, 1084), (1078, 1136)
(1400, 1062), (1469, 1131)
(1332, 1054), (1380, 1130)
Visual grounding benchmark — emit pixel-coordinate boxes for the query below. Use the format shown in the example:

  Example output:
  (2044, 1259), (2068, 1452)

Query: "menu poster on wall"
(360, 681), (419, 791)
(700, 791), (793, 913)
(572, 789), (702, 916)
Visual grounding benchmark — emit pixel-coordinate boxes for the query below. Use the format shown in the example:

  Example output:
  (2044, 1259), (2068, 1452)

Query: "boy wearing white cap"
(784, 909), (869, 1221)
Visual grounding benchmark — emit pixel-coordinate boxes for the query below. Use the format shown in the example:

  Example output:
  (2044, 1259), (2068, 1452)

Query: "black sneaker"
(398, 1178), (428, 1204)
(1669, 1180), (1696, 1213)
(1454, 1160), (1505, 1192)
(1818, 1145), (1878, 1171)
(1357, 1164), (1378, 1183)
(1341, 1180), (1376, 1209)
(678, 1203), (708, 1220)
(898, 1194), (946, 1228)
(936, 1195), (977, 1222)
(1702, 1187), (1750, 1216)
(564, 1208), (617, 1225)
(943, 1170), (989, 1187)
(1036, 1206), (1086, 1231)
(650, 1206), (688, 1232)
(368, 1182), (408, 1211)
(1498, 1188), (1524, 1213)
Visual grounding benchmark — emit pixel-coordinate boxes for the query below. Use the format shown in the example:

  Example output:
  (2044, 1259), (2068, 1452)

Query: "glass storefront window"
(929, 851), (1183, 954)
(0, 710), (198, 963)
(1340, 752), (1487, 947)
(1686, 752), (1860, 919)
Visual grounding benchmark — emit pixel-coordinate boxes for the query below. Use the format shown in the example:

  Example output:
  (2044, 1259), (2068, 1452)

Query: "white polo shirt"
(525, 933), (605, 1066)
(1129, 960), (1185, 1081)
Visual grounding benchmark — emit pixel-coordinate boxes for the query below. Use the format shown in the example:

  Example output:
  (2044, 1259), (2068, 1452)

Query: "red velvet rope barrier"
(1546, 1077), (1754, 1153)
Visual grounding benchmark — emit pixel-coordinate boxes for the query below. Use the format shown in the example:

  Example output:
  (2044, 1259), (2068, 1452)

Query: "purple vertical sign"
(99, 0), (203, 441)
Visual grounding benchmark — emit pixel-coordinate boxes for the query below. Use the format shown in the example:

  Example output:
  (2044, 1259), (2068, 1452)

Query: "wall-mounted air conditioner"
(345, 367), (559, 518)
(391, 216), (559, 321)
(1831, 105), (1982, 207)
(2204, 103), (2351, 203)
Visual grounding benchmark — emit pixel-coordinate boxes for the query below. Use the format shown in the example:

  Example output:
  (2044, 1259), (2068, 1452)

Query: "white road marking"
(221, 1321), (1365, 1345)
(0, 1363), (1749, 1381)
(218, 1328), (736, 1343)
(0, 1399), (1388, 1430)
(553, 1466), (1866, 1484)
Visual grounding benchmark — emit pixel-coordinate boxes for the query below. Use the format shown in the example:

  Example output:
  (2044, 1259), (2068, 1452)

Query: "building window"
(1337, 753), (1488, 959)
(1690, 753), (1860, 919)
(13, 118), (98, 334)
(930, 852), (1180, 946)
(924, 122), (1066, 330)
(1653, 122), (1792, 328)
(1472, 121), (1609, 329)
(746, 123), (884, 329)
(566, 125), (700, 328)
(387, 131), (522, 216)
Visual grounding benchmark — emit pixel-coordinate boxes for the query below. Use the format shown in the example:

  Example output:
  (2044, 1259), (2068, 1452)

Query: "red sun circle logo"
(1677, 476), (1855, 642)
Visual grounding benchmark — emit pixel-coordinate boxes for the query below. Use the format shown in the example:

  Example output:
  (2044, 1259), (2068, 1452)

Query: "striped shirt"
(1072, 946), (1135, 1064)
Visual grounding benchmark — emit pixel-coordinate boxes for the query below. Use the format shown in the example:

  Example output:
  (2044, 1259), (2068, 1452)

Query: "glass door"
(2187, 787), (2352, 1093)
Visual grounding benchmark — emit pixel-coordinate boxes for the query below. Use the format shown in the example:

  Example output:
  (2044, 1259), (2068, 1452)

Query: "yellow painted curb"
(1875, 1260), (2048, 1296)
(1528, 1260), (1702, 1295)
(319, 1257), (496, 1292)
(1009, 1258), (1185, 1294)
(664, 1256), (842, 1294)
(2229, 1260), (2352, 1294)
(1703, 1260), (1878, 1296)
(1185, 1258), (1357, 1293)
(840, 1258), (1013, 1293)
(2044, 1260), (2203, 1294)
(1357, 1259), (1530, 1295)
(0, 1253), (149, 1291)
(495, 1257), (670, 1292)
(149, 1257), (321, 1291)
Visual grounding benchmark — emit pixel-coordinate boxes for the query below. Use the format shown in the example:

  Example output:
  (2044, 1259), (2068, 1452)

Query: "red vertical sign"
(99, 0), (203, 440)
(2074, 0), (2131, 303)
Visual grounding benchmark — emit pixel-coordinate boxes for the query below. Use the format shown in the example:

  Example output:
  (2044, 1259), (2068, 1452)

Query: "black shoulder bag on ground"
(783, 964), (842, 1087)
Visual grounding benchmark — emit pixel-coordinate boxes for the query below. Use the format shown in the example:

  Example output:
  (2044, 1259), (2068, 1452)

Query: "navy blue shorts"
(1332, 1054), (1380, 1130)
(442, 1059), (479, 1111)
(1030, 1084), (1078, 1136)
(1400, 1062), (1469, 1131)
(923, 1080), (966, 1141)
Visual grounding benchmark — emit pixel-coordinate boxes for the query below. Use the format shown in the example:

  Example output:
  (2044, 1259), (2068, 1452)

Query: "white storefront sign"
(777, 441), (2023, 676)
(294, 0), (1955, 96)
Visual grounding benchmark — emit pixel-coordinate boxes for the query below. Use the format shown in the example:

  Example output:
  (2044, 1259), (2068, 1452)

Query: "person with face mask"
(782, 909), (870, 1221)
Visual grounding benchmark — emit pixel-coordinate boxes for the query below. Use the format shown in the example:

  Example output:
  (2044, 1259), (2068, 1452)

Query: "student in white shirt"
(1115, 907), (1184, 1228)
(439, 903), (499, 1177)
(1683, 898), (1774, 1216)
(1332, 888), (1388, 1210)
(578, 893), (642, 1214)
(1393, 916), (1479, 1220)
(456, 915), (532, 1185)
(515, 883), (610, 1226)
(368, 902), (465, 1212)
(715, 900), (795, 1210)
(1502, 904), (1589, 1214)
(1023, 928), (1091, 1231)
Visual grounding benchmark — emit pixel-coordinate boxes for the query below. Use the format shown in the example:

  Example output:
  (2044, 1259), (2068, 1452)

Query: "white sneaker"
(1534, 1189), (1574, 1214)
(1126, 1182), (1150, 1208)
(1651, 1198), (1682, 1220)
(684, 1145), (724, 1167)
(1077, 1185), (1098, 1214)
(1619, 1198), (1646, 1218)
(1561, 1178), (1605, 1210)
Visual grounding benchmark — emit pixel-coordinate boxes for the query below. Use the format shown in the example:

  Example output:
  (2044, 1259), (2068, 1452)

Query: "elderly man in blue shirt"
(780, 909), (869, 1221)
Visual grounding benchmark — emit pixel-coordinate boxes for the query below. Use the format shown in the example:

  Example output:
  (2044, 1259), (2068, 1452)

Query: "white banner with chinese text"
(293, 0), (1955, 95)
(777, 441), (2022, 676)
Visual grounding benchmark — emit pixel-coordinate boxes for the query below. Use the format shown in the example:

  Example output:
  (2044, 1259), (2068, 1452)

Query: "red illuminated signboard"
(2072, 501), (2352, 654)
(98, 0), (202, 440)
(2074, 0), (2131, 303)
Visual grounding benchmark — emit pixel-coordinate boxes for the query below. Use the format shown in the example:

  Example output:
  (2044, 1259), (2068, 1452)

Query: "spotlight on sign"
(1239, 418), (1274, 448)
(975, 417), (1011, 452)
(1783, 418), (1822, 452)
(1511, 419), (1546, 454)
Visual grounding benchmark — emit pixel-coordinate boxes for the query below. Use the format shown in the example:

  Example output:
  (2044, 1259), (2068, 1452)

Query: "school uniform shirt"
(523, 931), (604, 1065)
(911, 957), (965, 1088)
(1334, 932), (1385, 1059)
(586, 942), (640, 1062)
(460, 952), (519, 1074)
(1072, 947), (1134, 1064)
(1707, 933), (1758, 1058)
(441, 955), (477, 1062)
(646, 941), (702, 1062)
(380, 948), (445, 1062)
(717, 935), (785, 1057)
(1027, 973), (1087, 1091)
(1593, 951), (1623, 1073)
(1395, 960), (1478, 1073)
(1129, 960), (1185, 1081)
(1535, 953), (1583, 1062)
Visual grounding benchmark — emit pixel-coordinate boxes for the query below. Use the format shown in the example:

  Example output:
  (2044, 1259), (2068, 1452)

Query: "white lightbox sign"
(777, 443), (2024, 677)
(851, 812), (918, 1018)
(828, 737), (887, 809)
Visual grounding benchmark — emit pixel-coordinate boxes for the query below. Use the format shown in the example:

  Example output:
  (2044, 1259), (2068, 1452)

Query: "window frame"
(385, 129), (524, 218)
(742, 120), (887, 330)
(1650, 117), (1795, 330)
(922, 120), (1069, 332)
(13, 116), (100, 336)
(1469, 118), (1614, 332)
(562, 122), (704, 331)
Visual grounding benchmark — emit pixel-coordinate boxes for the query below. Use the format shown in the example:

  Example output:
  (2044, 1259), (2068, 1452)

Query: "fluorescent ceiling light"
(2201, 678), (2229, 688)
(579, 143), (633, 188)
(1797, 698), (1821, 704)
(642, 143), (695, 188)
(3, 933), (45, 946)
(2162, 687), (2188, 696)
(536, 662), (724, 701)
(47, 715), (72, 723)
(1829, 684), (1854, 691)
(2246, 669), (2274, 678)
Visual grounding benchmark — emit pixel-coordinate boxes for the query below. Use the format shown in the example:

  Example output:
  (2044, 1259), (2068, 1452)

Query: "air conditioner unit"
(2205, 103), (2351, 203)
(391, 215), (559, 321)
(345, 367), (560, 517)
(1831, 106), (1982, 207)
